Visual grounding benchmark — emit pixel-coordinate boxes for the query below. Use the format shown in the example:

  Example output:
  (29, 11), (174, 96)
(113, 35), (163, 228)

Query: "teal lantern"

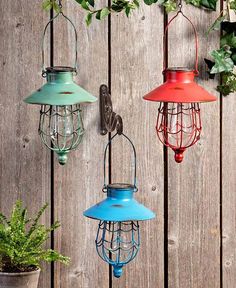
(24, 6), (97, 165)
(84, 133), (155, 278)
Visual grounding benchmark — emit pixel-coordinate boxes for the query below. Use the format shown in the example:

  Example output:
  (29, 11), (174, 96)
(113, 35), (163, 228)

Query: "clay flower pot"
(0, 269), (40, 288)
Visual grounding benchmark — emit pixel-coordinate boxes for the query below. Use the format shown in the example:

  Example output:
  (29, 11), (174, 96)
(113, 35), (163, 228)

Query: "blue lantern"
(84, 133), (155, 278)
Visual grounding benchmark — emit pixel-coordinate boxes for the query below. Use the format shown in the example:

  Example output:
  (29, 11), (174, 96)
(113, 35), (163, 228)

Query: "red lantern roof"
(143, 68), (217, 103)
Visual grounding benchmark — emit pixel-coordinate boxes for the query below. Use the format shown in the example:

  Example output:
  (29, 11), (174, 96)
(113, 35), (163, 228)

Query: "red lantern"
(143, 10), (217, 163)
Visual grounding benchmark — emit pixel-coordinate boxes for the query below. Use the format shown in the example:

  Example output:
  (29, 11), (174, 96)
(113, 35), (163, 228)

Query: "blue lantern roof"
(84, 183), (155, 222)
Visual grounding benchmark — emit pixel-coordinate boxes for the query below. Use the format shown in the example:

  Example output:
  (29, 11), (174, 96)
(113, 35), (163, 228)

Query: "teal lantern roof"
(24, 67), (97, 106)
(84, 183), (155, 222)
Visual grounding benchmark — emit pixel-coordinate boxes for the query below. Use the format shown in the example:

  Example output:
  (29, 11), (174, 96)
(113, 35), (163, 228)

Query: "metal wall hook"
(99, 85), (123, 135)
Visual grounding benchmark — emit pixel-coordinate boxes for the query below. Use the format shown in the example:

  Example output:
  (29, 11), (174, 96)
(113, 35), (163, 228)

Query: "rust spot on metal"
(172, 87), (184, 90)
(112, 204), (123, 208)
(59, 91), (74, 94)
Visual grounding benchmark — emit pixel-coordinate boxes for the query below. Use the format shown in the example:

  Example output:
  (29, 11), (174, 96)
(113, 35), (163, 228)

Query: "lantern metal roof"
(24, 67), (97, 106)
(84, 183), (155, 222)
(143, 68), (217, 103)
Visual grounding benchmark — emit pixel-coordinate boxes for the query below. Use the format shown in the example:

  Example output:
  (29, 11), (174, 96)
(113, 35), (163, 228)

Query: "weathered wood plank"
(222, 10), (236, 288)
(167, 5), (221, 288)
(0, 1), (51, 287)
(53, 2), (109, 287)
(111, 6), (164, 288)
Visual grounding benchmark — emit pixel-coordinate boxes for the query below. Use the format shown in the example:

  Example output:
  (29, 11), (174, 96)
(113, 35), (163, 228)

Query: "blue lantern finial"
(113, 265), (124, 278)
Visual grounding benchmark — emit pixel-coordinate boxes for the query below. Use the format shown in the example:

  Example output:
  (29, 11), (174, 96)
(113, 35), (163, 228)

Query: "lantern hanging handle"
(103, 132), (137, 192)
(163, 8), (199, 75)
(41, 4), (78, 76)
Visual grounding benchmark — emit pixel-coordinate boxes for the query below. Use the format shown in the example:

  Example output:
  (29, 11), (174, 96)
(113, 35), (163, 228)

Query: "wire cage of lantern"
(39, 104), (85, 153)
(96, 221), (140, 270)
(156, 102), (202, 152)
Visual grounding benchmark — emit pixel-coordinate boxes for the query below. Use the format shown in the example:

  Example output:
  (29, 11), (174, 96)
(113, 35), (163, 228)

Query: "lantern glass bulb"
(156, 102), (202, 162)
(96, 221), (140, 278)
(39, 104), (85, 164)
(50, 106), (74, 146)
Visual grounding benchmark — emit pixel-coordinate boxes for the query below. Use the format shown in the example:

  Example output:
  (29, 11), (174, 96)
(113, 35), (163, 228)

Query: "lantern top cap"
(46, 66), (76, 73)
(107, 183), (135, 190)
(165, 67), (194, 72)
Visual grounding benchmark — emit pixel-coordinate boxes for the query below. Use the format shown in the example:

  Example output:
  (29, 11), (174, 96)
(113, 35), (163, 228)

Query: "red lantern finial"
(143, 10), (217, 163)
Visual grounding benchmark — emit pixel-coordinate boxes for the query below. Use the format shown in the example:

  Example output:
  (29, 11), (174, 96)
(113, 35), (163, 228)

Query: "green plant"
(0, 200), (69, 273)
(42, 0), (216, 25)
(205, 15), (236, 96)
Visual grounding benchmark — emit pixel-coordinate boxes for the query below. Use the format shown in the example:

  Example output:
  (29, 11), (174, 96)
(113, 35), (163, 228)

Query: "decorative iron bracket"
(99, 84), (123, 135)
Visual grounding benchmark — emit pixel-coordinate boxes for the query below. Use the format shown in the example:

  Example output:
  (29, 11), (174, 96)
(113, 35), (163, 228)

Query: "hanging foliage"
(42, 0), (236, 96)
(42, 0), (216, 24)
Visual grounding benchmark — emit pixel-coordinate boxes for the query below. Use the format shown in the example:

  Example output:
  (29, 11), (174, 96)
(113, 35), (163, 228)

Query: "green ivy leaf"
(86, 12), (93, 25)
(230, 0), (236, 11)
(185, 0), (201, 7)
(231, 50), (236, 64)
(125, 6), (131, 16)
(210, 48), (234, 74)
(52, 1), (61, 13)
(42, 0), (53, 11)
(220, 33), (236, 48)
(87, 0), (95, 7)
(100, 7), (110, 19)
(200, 0), (217, 10)
(217, 72), (236, 96)
(133, 0), (140, 7)
(144, 0), (154, 5)
(163, 0), (177, 13)
(81, 0), (90, 10)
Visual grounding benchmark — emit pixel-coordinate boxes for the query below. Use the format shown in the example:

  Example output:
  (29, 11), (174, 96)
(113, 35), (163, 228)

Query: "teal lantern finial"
(84, 133), (155, 277)
(24, 6), (97, 165)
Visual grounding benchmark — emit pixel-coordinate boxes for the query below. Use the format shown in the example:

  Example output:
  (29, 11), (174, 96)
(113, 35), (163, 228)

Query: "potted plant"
(0, 200), (69, 288)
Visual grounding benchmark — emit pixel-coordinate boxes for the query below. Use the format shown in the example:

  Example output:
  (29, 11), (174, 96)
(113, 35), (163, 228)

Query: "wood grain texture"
(0, 1), (51, 287)
(110, 5), (164, 288)
(222, 10), (236, 288)
(167, 5), (221, 288)
(53, 2), (109, 287)
(222, 89), (236, 288)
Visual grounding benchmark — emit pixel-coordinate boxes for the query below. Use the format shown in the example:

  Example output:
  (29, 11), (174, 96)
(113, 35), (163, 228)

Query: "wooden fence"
(0, 0), (235, 287)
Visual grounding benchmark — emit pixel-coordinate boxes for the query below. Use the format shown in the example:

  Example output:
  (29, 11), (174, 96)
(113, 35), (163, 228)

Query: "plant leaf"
(87, 0), (95, 7)
(86, 12), (93, 25)
(185, 0), (201, 7)
(163, 0), (177, 13)
(220, 33), (236, 48)
(42, 0), (53, 11)
(99, 7), (110, 19)
(144, 0), (154, 5)
(81, 0), (90, 10)
(200, 0), (217, 10)
(210, 48), (234, 74)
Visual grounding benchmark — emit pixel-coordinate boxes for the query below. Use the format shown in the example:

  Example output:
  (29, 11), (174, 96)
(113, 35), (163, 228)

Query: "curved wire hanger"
(41, 0), (78, 76)
(163, 0), (199, 75)
(99, 85), (137, 192)
(103, 132), (137, 192)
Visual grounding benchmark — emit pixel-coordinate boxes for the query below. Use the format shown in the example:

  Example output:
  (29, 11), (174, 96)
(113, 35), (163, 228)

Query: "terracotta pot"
(0, 269), (40, 288)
